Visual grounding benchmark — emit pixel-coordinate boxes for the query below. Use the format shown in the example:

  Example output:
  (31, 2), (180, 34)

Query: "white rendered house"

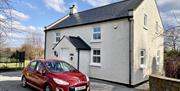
(44, 0), (164, 87)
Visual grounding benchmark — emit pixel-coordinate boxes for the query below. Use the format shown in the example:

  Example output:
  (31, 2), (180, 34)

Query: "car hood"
(51, 71), (87, 85)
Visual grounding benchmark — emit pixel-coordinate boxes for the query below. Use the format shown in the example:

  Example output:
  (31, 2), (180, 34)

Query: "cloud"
(5, 9), (30, 21)
(156, 0), (180, 29)
(23, 2), (37, 9)
(82, 0), (121, 7)
(44, 0), (66, 13)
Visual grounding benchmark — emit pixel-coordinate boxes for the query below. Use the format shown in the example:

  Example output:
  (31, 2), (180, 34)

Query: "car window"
(45, 61), (77, 73)
(29, 61), (37, 70)
(35, 62), (44, 72)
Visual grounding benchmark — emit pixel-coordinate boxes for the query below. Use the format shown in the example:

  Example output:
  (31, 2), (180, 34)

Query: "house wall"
(132, 0), (164, 85)
(45, 19), (130, 84)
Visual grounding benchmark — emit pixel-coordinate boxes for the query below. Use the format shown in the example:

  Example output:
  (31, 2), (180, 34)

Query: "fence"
(149, 75), (180, 91)
(0, 51), (25, 69)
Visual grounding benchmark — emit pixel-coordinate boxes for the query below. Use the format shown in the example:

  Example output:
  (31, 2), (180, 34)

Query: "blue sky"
(3, 0), (180, 47)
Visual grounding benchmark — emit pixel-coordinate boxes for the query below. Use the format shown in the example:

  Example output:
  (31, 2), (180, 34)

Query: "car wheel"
(45, 84), (52, 91)
(22, 76), (27, 87)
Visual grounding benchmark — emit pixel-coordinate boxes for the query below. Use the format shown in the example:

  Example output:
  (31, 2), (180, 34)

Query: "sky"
(2, 0), (180, 47)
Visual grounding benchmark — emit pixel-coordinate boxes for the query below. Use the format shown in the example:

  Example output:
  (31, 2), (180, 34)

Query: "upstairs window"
(92, 27), (101, 41)
(140, 49), (146, 68)
(144, 14), (147, 26)
(56, 32), (61, 42)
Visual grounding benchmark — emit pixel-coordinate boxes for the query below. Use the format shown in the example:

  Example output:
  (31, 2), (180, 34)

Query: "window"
(92, 27), (101, 41)
(156, 21), (159, 32)
(92, 49), (101, 64)
(55, 32), (61, 42)
(156, 50), (160, 65)
(36, 62), (44, 72)
(29, 61), (37, 70)
(140, 49), (146, 68)
(144, 14), (147, 26)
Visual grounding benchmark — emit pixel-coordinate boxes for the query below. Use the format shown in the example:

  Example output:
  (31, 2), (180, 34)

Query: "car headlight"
(53, 78), (69, 85)
(86, 75), (90, 82)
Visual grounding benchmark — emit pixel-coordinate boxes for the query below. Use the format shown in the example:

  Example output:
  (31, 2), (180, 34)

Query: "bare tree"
(164, 26), (180, 51)
(0, 0), (12, 48)
(23, 32), (44, 59)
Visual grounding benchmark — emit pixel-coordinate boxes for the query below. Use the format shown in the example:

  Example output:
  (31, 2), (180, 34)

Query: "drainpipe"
(77, 50), (80, 70)
(128, 10), (134, 86)
(44, 27), (47, 59)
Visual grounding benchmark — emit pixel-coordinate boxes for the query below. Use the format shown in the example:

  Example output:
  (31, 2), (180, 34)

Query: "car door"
(34, 61), (47, 89)
(26, 61), (38, 85)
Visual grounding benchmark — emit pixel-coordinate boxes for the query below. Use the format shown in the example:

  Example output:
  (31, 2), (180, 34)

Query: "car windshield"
(45, 61), (77, 73)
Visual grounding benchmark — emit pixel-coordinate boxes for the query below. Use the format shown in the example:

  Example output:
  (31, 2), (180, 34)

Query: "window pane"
(93, 50), (100, 55)
(93, 56), (100, 63)
(56, 37), (61, 42)
(36, 62), (44, 72)
(93, 33), (101, 39)
(157, 50), (160, 56)
(140, 50), (144, 56)
(144, 14), (147, 26)
(56, 33), (60, 36)
(29, 61), (37, 70)
(141, 58), (144, 65)
(94, 27), (100, 32)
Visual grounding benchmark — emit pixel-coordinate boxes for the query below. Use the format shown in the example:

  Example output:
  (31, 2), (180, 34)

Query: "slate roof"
(47, 0), (143, 31)
(68, 36), (91, 50)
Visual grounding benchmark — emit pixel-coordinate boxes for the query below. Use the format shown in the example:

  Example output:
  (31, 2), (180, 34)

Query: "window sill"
(143, 26), (148, 30)
(89, 63), (102, 67)
(90, 40), (102, 43)
(140, 64), (146, 69)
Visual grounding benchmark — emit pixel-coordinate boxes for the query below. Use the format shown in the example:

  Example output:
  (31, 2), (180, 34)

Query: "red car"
(21, 59), (90, 91)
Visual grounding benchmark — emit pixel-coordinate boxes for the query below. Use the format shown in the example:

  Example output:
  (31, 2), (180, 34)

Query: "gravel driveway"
(0, 71), (149, 91)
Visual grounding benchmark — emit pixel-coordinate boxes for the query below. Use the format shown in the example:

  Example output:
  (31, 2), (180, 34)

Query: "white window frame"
(156, 50), (160, 65)
(143, 14), (148, 30)
(90, 49), (101, 67)
(156, 21), (159, 33)
(140, 49), (146, 69)
(55, 32), (61, 43)
(91, 26), (101, 42)
(144, 14), (147, 26)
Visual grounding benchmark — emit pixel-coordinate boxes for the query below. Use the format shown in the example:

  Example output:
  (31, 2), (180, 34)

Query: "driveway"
(0, 71), (149, 91)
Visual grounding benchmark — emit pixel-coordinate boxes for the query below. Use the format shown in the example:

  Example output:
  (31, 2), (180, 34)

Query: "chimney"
(69, 5), (78, 15)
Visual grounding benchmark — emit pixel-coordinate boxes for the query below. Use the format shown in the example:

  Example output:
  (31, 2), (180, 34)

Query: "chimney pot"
(69, 5), (78, 15)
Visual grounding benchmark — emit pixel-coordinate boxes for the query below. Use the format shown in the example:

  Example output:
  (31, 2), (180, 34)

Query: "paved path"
(0, 71), (149, 91)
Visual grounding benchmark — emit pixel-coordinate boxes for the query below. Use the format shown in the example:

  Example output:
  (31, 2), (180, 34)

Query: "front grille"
(69, 85), (88, 91)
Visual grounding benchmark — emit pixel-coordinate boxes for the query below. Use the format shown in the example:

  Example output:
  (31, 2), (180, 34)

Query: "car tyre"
(44, 84), (52, 91)
(22, 76), (27, 87)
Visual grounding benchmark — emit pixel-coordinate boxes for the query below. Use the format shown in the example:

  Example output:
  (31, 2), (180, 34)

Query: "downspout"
(128, 10), (134, 86)
(44, 27), (47, 59)
(77, 50), (80, 70)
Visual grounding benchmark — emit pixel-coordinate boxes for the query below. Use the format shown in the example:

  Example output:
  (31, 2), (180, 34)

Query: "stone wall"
(149, 75), (180, 91)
